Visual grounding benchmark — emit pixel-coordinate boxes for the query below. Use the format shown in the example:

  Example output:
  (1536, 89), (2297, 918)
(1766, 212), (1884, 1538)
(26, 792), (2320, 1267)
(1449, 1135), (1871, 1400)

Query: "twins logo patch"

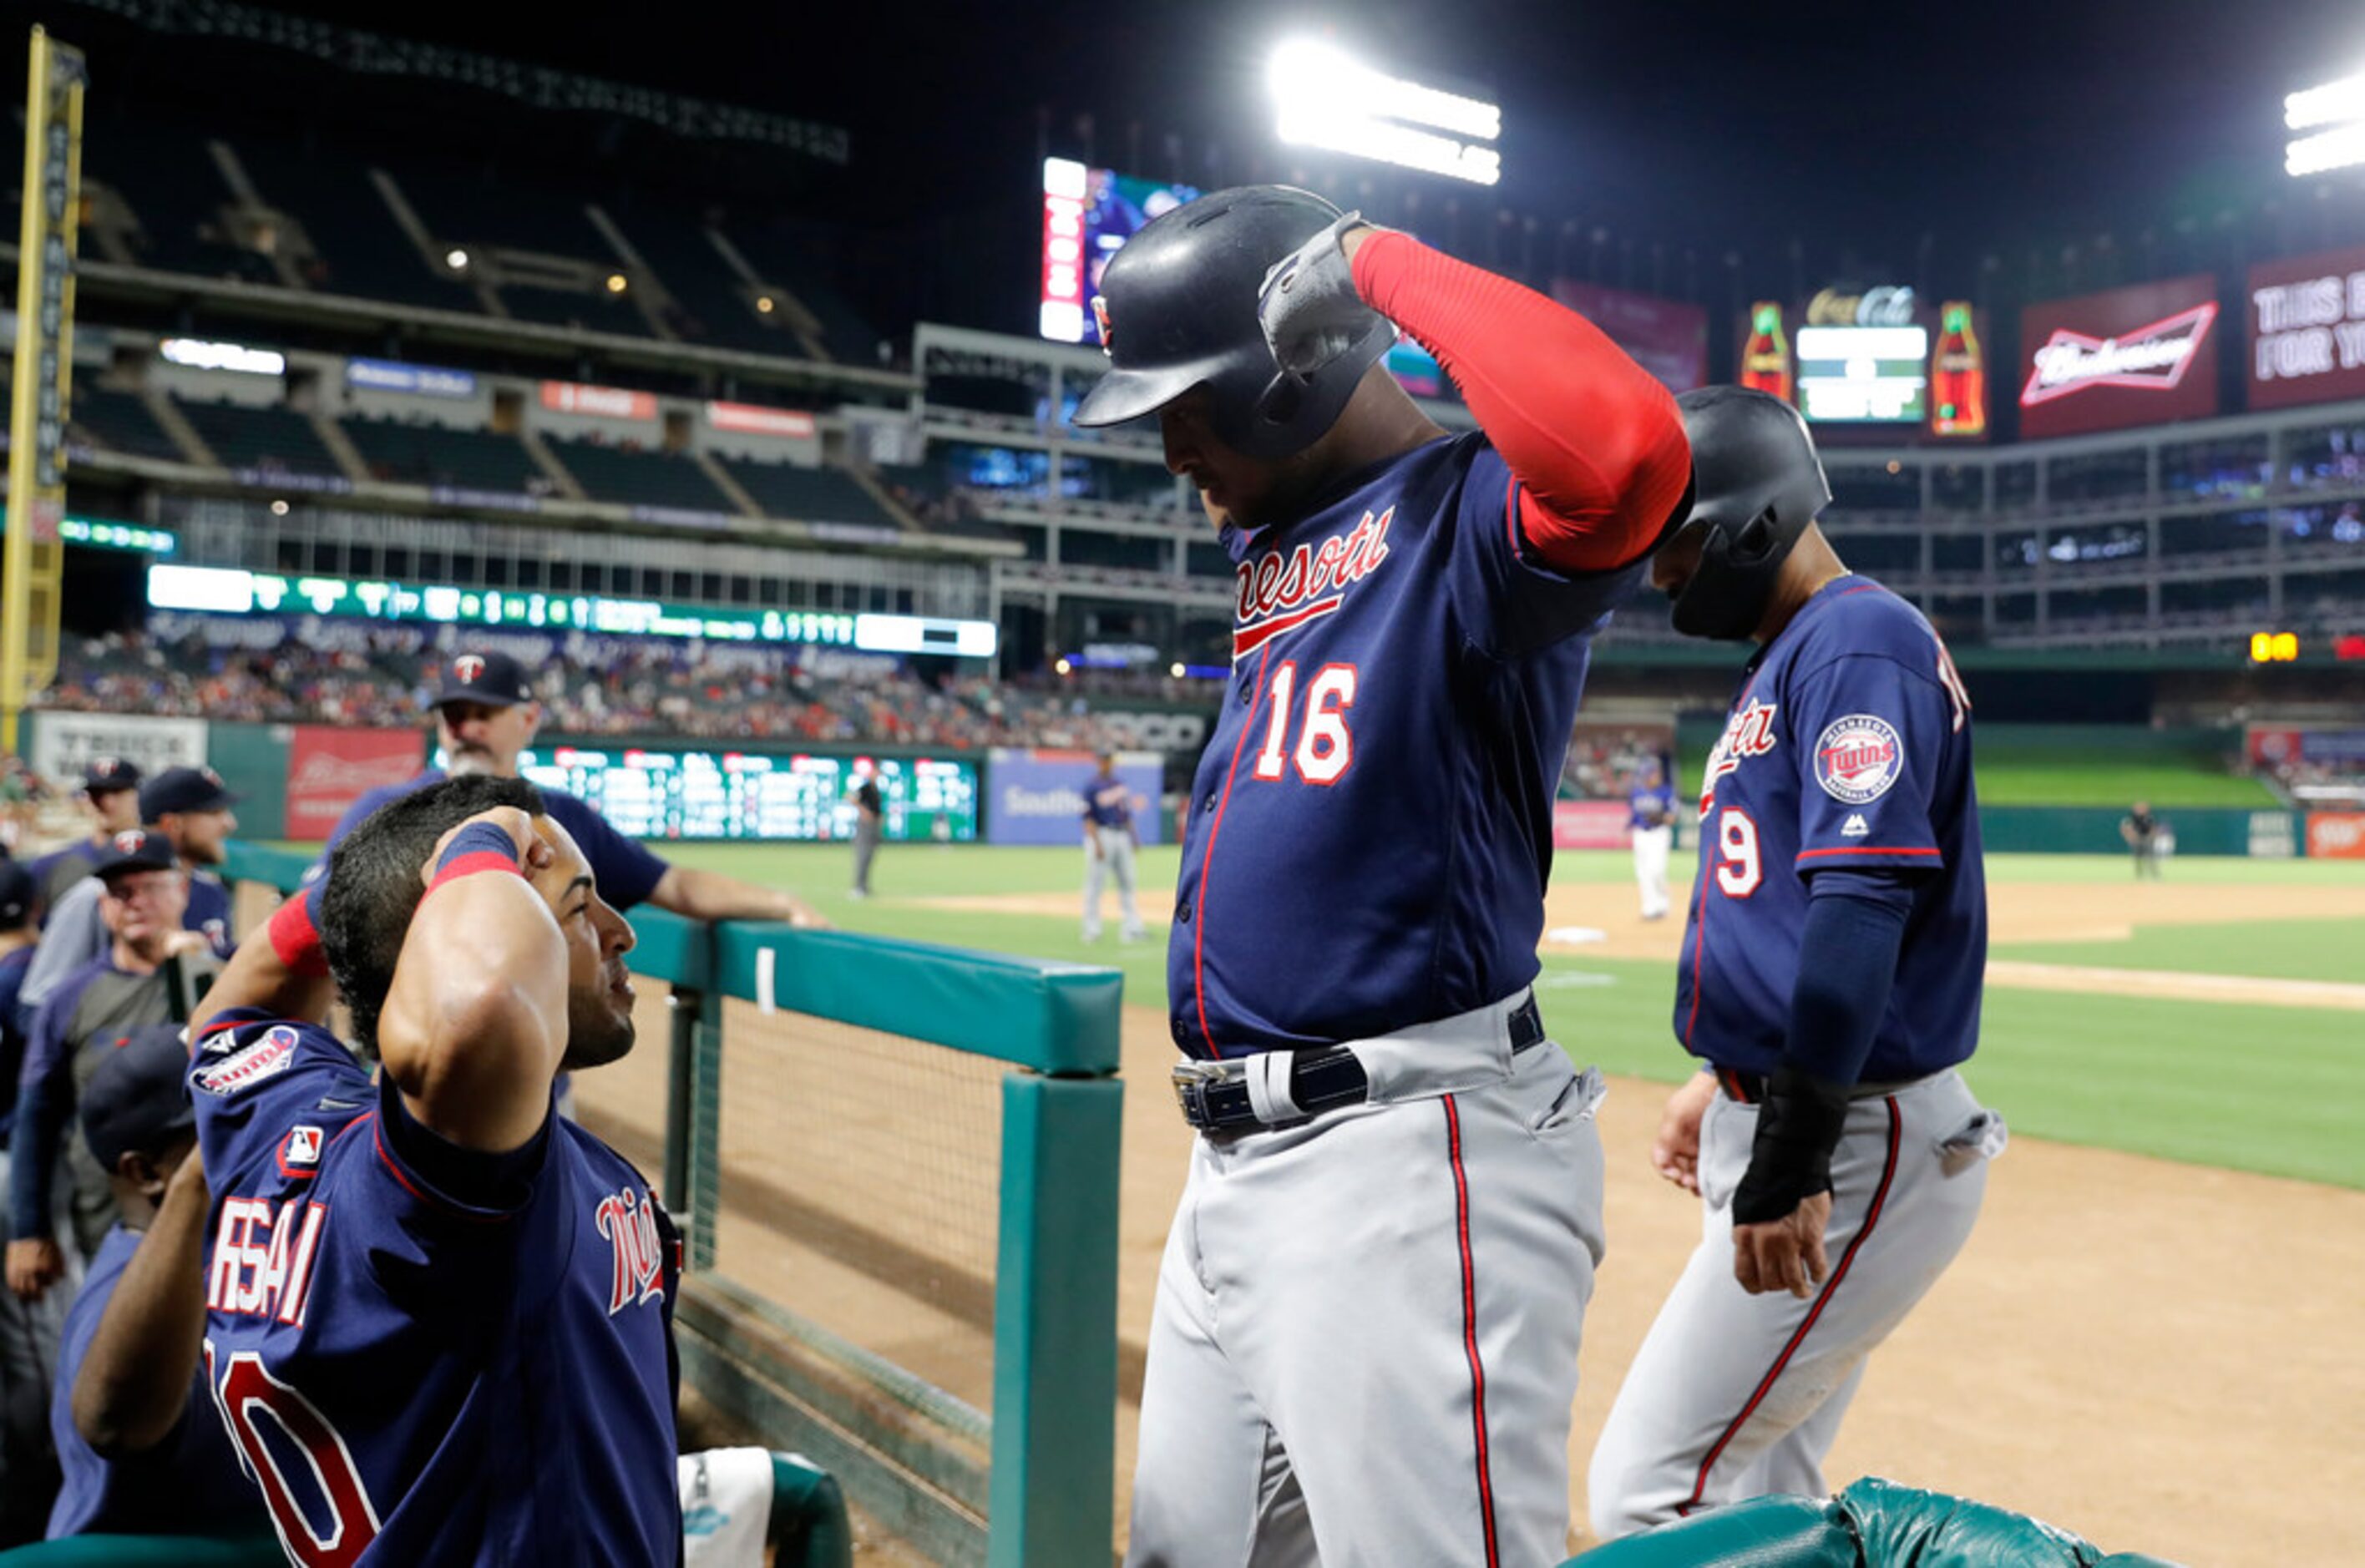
(195, 1025), (300, 1096)
(1816, 715), (1904, 804)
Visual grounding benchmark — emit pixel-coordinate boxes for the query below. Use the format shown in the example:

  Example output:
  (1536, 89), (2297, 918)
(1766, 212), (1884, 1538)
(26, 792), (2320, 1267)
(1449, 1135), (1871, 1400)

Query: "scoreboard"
(506, 747), (979, 842)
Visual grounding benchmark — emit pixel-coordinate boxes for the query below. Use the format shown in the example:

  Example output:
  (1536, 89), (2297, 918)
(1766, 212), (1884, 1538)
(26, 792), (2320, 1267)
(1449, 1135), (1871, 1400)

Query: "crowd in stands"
(33, 627), (1139, 753)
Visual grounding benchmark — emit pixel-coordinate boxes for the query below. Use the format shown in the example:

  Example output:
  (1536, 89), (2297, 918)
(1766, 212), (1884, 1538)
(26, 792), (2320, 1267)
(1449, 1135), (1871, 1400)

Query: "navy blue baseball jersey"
(191, 1009), (681, 1565)
(1081, 774), (1133, 831)
(1170, 431), (1649, 1056)
(0, 943), (33, 1118)
(1628, 782), (1676, 832)
(1673, 577), (1986, 1080)
(50, 1222), (268, 1539)
(321, 771), (669, 910)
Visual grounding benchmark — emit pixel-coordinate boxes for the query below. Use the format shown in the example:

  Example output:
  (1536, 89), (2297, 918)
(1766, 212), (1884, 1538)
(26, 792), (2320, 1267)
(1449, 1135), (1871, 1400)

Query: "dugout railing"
(219, 842), (1124, 1568)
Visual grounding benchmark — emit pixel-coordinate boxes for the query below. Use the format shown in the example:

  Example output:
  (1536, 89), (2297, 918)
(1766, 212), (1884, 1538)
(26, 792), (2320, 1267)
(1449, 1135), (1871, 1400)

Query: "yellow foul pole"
(2, 26), (86, 756)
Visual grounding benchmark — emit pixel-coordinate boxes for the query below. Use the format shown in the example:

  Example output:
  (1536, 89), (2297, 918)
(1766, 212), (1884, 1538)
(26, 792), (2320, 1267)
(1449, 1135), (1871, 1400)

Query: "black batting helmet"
(1071, 185), (1395, 458)
(1666, 387), (1832, 641)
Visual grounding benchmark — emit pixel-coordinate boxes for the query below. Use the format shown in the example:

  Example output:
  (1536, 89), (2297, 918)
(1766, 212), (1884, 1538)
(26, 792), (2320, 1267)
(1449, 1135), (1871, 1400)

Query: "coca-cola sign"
(2018, 276), (2222, 438)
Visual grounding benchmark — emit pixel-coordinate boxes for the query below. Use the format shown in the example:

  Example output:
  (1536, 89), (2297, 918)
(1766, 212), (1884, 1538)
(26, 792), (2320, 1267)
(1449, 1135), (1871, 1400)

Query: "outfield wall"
(23, 712), (2320, 857)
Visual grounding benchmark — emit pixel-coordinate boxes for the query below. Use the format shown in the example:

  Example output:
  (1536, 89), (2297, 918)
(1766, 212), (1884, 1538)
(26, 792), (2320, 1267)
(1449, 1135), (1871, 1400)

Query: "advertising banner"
(346, 358), (478, 399)
(29, 711), (209, 781)
(2247, 244), (2365, 410)
(2018, 276), (2221, 438)
(1549, 280), (1709, 392)
(706, 401), (817, 439)
(2305, 811), (2365, 859)
(286, 726), (426, 840)
(539, 381), (657, 422)
(2246, 725), (2365, 770)
(1551, 800), (1636, 851)
(987, 747), (1163, 846)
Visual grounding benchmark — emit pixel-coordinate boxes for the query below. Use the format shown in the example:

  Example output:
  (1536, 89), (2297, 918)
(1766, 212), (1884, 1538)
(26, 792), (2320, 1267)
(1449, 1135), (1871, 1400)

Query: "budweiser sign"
(286, 726), (425, 834)
(2020, 303), (2218, 405)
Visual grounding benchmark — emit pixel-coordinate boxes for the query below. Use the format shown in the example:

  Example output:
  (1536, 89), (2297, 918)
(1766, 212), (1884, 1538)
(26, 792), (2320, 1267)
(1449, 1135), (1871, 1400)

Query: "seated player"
(23, 760), (142, 918)
(187, 774), (680, 1562)
(49, 1022), (267, 1541)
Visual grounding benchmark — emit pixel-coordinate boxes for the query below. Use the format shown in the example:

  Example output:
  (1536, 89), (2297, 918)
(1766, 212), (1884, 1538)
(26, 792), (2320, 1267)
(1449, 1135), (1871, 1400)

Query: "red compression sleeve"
(1350, 231), (1691, 572)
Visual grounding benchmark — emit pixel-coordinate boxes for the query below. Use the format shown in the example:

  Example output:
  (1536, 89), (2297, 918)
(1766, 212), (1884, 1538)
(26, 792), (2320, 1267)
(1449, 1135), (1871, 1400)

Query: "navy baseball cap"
(82, 756), (142, 795)
(0, 860), (33, 926)
(140, 765), (238, 822)
(93, 829), (180, 882)
(80, 1022), (196, 1171)
(434, 650), (535, 709)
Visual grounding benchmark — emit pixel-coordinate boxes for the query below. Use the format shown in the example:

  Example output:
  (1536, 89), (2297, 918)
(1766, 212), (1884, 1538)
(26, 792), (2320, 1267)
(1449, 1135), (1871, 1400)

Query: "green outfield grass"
(269, 840), (2365, 1187)
(1967, 760), (2277, 808)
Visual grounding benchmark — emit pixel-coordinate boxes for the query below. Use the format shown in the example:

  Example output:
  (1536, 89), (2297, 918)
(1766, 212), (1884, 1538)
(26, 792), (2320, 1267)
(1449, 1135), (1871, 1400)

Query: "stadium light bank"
(1269, 38), (1501, 186)
(2284, 68), (2365, 176)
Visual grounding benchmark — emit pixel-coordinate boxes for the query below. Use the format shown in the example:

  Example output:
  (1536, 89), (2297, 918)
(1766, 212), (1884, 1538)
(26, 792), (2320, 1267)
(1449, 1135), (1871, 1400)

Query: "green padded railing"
(217, 840), (1123, 1568)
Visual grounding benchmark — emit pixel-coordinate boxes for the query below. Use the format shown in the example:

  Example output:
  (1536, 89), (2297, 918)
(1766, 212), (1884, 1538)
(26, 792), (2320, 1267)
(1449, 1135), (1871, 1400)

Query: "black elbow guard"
(1730, 1066), (1851, 1225)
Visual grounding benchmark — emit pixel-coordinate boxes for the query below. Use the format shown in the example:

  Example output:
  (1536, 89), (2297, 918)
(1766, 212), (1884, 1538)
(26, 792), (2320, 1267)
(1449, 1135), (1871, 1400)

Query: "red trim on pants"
(1676, 1095), (1903, 1517)
(1443, 1095), (1501, 1568)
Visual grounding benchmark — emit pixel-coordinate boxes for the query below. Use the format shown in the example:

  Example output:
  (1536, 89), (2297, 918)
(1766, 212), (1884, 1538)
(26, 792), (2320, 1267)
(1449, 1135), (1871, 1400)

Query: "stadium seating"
(68, 387), (185, 463)
(606, 204), (798, 356)
(718, 460), (899, 528)
(171, 400), (342, 478)
(340, 417), (542, 494)
(549, 441), (737, 514)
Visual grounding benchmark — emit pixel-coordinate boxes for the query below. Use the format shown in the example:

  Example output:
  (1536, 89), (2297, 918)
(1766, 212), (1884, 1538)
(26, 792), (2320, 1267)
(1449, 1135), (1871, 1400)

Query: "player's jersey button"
(1202, 793), (1217, 813)
(1175, 899), (1192, 924)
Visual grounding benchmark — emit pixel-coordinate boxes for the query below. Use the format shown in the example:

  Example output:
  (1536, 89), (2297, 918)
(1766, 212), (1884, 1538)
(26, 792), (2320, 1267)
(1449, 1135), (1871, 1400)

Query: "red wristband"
(266, 885), (330, 979)
(428, 822), (526, 892)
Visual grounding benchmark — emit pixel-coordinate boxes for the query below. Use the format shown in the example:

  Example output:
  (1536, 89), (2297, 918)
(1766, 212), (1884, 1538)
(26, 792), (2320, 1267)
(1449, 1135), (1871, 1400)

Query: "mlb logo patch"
(278, 1125), (325, 1176)
(195, 1025), (301, 1096)
(1815, 715), (1904, 804)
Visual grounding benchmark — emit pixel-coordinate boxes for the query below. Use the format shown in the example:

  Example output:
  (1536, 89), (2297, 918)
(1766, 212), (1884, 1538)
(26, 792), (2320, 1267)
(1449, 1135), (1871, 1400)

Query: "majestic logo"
(1233, 507), (1394, 659)
(595, 1186), (667, 1316)
(195, 1025), (301, 1096)
(2021, 304), (2217, 406)
(1816, 715), (1905, 804)
(453, 655), (486, 685)
(1700, 698), (1780, 812)
(1841, 813), (1871, 838)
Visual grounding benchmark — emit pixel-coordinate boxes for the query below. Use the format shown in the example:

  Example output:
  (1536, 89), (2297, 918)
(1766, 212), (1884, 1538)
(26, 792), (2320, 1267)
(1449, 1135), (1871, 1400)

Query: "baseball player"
(187, 774), (681, 1562)
(320, 649), (822, 928)
(1079, 750), (1144, 943)
(848, 761), (884, 898)
(18, 766), (240, 1025)
(1072, 186), (1689, 1565)
(24, 760), (142, 917)
(0, 862), (61, 1544)
(1587, 387), (2004, 1538)
(48, 1022), (266, 1540)
(9, 832), (217, 1295)
(2119, 801), (2165, 879)
(1628, 760), (1678, 920)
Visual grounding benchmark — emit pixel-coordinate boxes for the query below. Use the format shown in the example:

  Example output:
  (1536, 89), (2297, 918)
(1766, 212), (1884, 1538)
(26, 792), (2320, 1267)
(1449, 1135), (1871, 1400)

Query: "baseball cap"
(0, 860), (33, 926)
(80, 1022), (196, 1171)
(434, 650), (535, 709)
(82, 756), (142, 796)
(93, 829), (180, 882)
(139, 765), (238, 822)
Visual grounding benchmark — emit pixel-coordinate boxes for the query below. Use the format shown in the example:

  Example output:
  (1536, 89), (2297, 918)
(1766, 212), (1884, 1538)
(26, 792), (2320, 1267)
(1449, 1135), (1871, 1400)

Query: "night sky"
(43, 0), (2365, 331)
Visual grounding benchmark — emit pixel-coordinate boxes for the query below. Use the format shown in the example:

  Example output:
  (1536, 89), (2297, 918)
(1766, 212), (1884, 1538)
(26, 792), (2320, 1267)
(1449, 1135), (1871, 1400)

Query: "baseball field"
(561, 835), (2363, 1565)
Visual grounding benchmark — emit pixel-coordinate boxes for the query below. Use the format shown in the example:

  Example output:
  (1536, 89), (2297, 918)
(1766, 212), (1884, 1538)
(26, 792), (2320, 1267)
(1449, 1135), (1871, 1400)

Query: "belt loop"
(1243, 1053), (1302, 1125)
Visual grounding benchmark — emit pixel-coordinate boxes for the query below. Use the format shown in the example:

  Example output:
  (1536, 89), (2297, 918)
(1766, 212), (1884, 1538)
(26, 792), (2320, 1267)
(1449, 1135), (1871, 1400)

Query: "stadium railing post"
(986, 1070), (1122, 1568)
(664, 984), (701, 1237)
